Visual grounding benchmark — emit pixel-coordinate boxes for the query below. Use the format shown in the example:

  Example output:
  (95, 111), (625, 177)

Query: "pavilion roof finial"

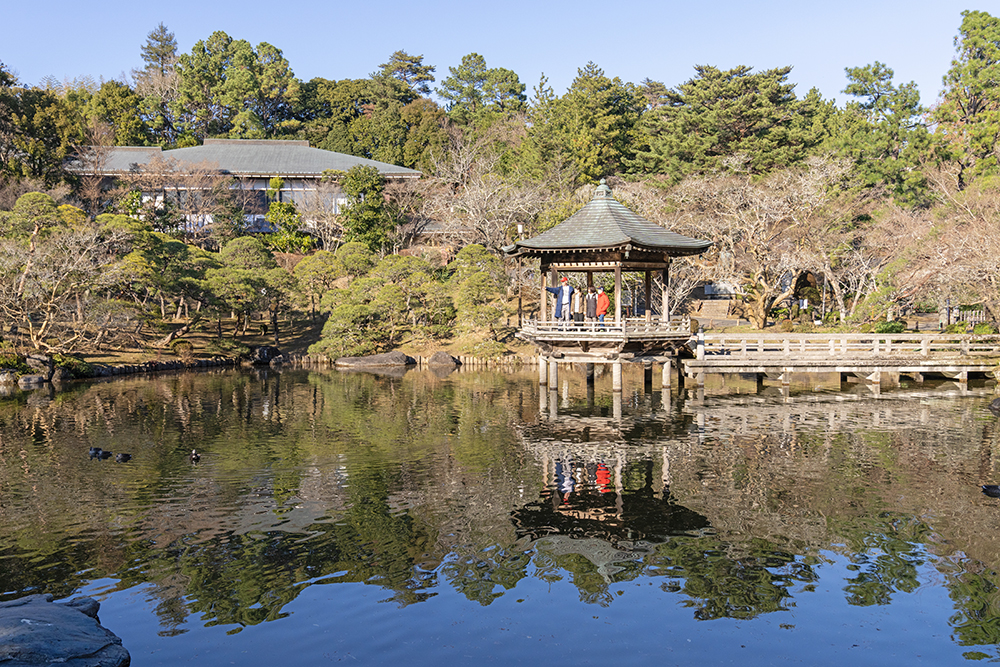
(594, 178), (612, 199)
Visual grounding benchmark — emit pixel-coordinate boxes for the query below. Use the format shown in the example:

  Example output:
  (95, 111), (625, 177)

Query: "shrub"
(170, 339), (196, 363)
(777, 319), (794, 332)
(52, 354), (93, 378)
(874, 320), (906, 334)
(945, 321), (968, 334)
(973, 322), (998, 335)
(206, 339), (250, 358)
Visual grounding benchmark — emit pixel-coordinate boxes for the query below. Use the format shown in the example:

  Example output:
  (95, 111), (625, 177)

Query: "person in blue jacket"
(545, 277), (574, 321)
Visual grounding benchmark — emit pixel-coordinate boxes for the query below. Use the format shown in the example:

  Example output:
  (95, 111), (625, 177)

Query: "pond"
(3, 365), (1000, 665)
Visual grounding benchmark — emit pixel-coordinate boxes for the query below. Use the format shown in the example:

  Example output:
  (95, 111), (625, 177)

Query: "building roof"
(69, 139), (421, 179)
(505, 180), (711, 258)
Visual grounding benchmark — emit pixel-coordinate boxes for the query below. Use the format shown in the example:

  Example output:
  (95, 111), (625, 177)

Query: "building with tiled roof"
(69, 139), (421, 234)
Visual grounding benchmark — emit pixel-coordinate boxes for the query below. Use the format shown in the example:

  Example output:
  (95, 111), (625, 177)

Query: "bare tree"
(668, 157), (850, 328)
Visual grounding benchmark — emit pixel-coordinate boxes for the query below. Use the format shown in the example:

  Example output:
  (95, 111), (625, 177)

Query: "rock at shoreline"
(249, 345), (282, 365)
(17, 375), (46, 388)
(25, 354), (54, 381)
(335, 350), (415, 368)
(427, 351), (458, 367)
(0, 594), (130, 666)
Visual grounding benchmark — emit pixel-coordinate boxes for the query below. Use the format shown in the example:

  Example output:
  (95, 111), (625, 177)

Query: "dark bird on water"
(189, 450), (200, 462)
(97, 450), (113, 460)
(88, 447), (103, 459)
(982, 485), (1000, 498)
(115, 453), (132, 463)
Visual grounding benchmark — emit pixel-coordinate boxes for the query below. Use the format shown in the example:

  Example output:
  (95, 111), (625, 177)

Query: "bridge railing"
(522, 317), (692, 338)
(696, 332), (1000, 359)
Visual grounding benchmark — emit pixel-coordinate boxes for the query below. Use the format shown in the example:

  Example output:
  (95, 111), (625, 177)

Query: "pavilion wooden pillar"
(644, 271), (652, 322)
(661, 264), (670, 322)
(614, 266), (622, 322)
(539, 264), (547, 321)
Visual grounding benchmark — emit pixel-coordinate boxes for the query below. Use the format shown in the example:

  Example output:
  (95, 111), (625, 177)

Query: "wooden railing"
(522, 317), (692, 338)
(695, 332), (1000, 360)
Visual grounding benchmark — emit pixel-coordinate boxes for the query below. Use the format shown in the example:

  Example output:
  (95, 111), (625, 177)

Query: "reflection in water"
(2, 367), (1000, 661)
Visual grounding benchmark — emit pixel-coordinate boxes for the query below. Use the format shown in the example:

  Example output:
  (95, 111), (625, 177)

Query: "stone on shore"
(0, 594), (130, 666)
(427, 351), (459, 367)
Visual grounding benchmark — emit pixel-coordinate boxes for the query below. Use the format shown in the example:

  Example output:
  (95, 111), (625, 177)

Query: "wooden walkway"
(683, 332), (1000, 386)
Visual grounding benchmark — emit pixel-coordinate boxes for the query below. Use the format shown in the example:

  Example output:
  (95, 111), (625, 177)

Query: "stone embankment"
(0, 347), (540, 391)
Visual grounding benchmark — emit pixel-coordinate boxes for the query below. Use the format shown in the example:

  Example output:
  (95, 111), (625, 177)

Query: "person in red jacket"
(596, 287), (610, 323)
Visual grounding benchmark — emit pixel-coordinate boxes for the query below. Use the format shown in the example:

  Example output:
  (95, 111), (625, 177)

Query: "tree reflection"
(3, 368), (1000, 659)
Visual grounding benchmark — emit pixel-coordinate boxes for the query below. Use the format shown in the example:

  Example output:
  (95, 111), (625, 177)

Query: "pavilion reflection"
(512, 408), (710, 580)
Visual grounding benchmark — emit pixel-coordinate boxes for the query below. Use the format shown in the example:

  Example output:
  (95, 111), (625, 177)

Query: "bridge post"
(612, 361), (622, 392)
(643, 360), (653, 391)
(697, 327), (705, 360)
(538, 354), (548, 385)
(548, 358), (559, 388)
(585, 363), (595, 385)
(661, 358), (672, 389)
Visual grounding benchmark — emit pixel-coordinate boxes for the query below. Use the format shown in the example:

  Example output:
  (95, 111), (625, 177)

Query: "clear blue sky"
(3, 0), (975, 107)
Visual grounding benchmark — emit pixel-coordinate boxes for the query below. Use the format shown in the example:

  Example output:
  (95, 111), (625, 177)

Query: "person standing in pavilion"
(545, 277), (574, 322)
(596, 286), (610, 323)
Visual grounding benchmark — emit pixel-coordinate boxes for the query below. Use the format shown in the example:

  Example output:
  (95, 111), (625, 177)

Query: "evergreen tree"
(523, 63), (643, 184)
(630, 65), (831, 181)
(140, 23), (178, 75)
(834, 62), (932, 205)
(933, 10), (1000, 188)
(378, 50), (436, 96)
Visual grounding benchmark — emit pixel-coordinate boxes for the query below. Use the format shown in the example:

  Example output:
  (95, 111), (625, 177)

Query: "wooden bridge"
(683, 332), (1000, 388)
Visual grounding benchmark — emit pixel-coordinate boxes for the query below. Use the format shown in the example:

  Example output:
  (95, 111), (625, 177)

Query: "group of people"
(546, 277), (610, 323)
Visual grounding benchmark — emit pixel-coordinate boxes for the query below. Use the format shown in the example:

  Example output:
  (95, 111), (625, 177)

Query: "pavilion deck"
(519, 318), (694, 362)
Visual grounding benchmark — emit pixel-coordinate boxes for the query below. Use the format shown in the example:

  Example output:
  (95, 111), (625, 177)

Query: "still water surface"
(3, 366), (1000, 665)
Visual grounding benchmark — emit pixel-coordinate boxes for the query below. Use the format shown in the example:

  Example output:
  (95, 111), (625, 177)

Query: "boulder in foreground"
(0, 594), (130, 666)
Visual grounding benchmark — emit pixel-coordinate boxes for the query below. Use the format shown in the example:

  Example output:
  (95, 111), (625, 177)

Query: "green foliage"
(3, 192), (64, 241)
(310, 253), (455, 358)
(340, 165), (397, 253)
(169, 338), (195, 362)
(437, 53), (526, 126)
(630, 65), (831, 181)
(873, 320), (906, 333)
(52, 354), (93, 378)
(832, 62), (932, 206)
(933, 10), (1000, 188)
(263, 201), (314, 252)
(89, 80), (151, 146)
(523, 63), (644, 184)
(334, 241), (375, 276)
(974, 322), (998, 334)
(448, 244), (507, 335)
(378, 50), (436, 96)
(173, 31), (299, 140)
(206, 338), (250, 357)
(219, 235), (278, 271)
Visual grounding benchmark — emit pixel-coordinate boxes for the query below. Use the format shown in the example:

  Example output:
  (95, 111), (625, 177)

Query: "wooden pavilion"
(504, 179), (711, 393)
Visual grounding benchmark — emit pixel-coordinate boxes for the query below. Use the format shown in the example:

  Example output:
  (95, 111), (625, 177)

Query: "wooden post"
(540, 264), (548, 322)
(662, 263), (670, 323)
(644, 271), (652, 323)
(614, 266), (622, 323)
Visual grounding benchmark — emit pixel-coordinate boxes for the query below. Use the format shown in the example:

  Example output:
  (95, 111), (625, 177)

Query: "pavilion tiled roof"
(506, 180), (711, 257)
